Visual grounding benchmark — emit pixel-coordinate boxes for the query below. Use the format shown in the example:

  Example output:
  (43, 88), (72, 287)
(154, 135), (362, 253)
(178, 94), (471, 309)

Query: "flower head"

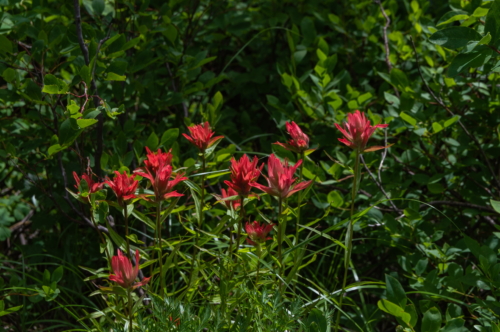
(213, 187), (241, 210)
(134, 164), (186, 202)
(104, 171), (139, 206)
(182, 122), (224, 152)
(251, 154), (312, 200)
(224, 154), (263, 197)
(73, 171), (102, 194)
(334, 110), (389, 153)
(141, 147), (173, 176)
(109, 249), (151, 289)
(245, 221), (274, 245)
(273, 121), (310, 153)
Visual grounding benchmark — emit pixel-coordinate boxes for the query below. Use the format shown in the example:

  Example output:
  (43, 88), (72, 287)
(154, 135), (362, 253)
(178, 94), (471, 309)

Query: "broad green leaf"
(2, 68), (17, 83)
(377, 299), (411, 325)
(405, 304), (418, 328)
(400, 112), (417, 126)
(385, 274), (407, 308)
(145, 132), (159, 150)
(327, 191), (343, 208)
(51, 266), (63, 283)
(47, 144), (66, 156)
(485, 0), (500, 47)
(448, 46), (493, 77)
(437, 11), (469, 27)
(432, 122), (443, 133)
(491, 199), (500, 213)
(441, 318), (465, 332)
(160, 128), (179, 149)
(429, 27), (482, 49)
(105, 72), (126, 81)
(92, 0), (104, 15)
(0, 34), (13, 53)
(421, 307), (441, 332)
(77, 119), (98, 129)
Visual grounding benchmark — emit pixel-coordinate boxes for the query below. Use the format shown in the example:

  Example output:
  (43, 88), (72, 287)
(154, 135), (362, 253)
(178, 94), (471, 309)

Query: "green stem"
(156, 200), (163, 297)
(295, 152), (304, 242)
(235, 197), (245, 267)
(256, 244), (261, 287)
(124, 205), (131, 260)
(277, 196), (283, 293)
(335, 151), (360, 332)
(188, 154), (206, 292)
(128, 288), (133, 331)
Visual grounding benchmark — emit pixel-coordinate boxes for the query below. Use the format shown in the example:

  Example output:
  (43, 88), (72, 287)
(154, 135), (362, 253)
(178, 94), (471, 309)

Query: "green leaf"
(448, 46), (493, 77)
(444, 116), (459, 127)
(306, 309), (328, 332)
(405, 304), (418, 328)
(77, 119), (98, 129)
(145, 132), (159, 150)
(51, 266), (63, 283)
(377, 299), (411, 325)
(390, 68), (410, 91)
(80, 65), (91, 85)
(327, 191), (344, 208)
(2, 68), (17, 83)
(164, 24), (178, 44)
(491, 199), (500, 213)
(385, 274), (407, 309)
(0, 34), (13, 53)
(0, 305), (23, 317)
(437, 11), (469, 27)
(47, 144), (66, 156)
(105, 72), (126, 81)
(121, 37), (141, 51)
(485, 0), (500, 48)
(432, 122), (443, 133)
(421, 307), (441, 332)
(43, 74), (68, 94)
(160, 128), (179, 149)
(427, 182), (445, 194)
(441, 318), (465, 332)
(92, 0), (104, 15)
(429, 27), (482, 49)
(400, 112), (417, 126)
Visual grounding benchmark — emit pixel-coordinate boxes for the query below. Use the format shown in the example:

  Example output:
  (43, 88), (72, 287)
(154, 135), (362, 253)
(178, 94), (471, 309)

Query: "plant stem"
(156, 200), (163, 297)
(124, 204), (131, 260)
(128, 288), (133, 331)
(256, 243), (261, 287)
(335, 150), (360, 332)
(295, 152), (304, 241)
(235, 197), (245, 265)
(277, 196), (283, 293)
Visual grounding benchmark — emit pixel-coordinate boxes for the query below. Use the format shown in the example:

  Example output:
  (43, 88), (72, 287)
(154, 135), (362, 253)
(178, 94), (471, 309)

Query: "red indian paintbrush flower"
(104, 171), (139, 206)
(224, 154), (263, 197)
(134, 164), (186, 202)
(141, 147), (173, 176)
(109, 249), (151, 289)
(213, 187), (241, 210)
(73, 171), (102, 194)
(182, 122), (224, 152)
(335, 110), (390, 153)
(245, 221), (274, 245)
(273, 121), (310, 154)
(251, 154), (312, 200)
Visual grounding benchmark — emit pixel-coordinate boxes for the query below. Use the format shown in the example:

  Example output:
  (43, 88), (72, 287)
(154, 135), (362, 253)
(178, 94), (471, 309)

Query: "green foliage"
(2, 0), (500, 330)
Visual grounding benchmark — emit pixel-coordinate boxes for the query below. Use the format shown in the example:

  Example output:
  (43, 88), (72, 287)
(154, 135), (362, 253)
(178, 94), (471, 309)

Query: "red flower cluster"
(335, 110), (389, 153)
(105, 171), (139, 206)
(274, 121), (310, 154)
(135, 147), (186, 202)
(73, 171), (102, 195)
(182, 122), (224, 152)
(224, 154), (263, 198)
(213, 187), (241, 210)
(109, 249), (151, 289)
(251, 154), (312, 200)
(245, 221), (274, 245)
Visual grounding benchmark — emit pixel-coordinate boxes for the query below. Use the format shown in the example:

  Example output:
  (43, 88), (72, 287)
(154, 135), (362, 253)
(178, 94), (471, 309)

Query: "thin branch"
(360, 155), (402, 213)
(410, 36), (500, 192)
(425, 200), (496, 214)
(72, 0), (106, 177)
